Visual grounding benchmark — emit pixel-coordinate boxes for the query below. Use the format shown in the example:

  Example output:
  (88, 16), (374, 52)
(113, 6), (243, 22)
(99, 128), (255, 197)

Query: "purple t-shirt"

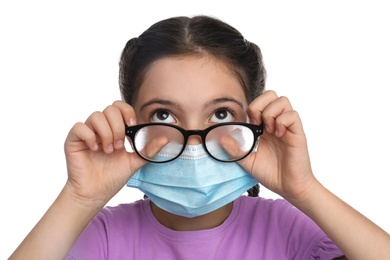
(67, 196), (344, 259)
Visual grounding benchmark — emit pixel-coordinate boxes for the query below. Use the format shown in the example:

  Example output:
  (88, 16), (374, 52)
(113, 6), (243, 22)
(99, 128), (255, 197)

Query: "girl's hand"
(241, 90), (317, 202)
(63, 101), (146, 206)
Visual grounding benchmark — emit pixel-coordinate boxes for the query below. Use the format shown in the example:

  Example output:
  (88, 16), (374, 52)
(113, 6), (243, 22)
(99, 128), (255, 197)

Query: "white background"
(1, 1), (389, 258)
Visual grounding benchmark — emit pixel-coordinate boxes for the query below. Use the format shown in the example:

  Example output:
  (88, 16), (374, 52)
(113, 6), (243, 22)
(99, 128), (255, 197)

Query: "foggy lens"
(134, 125), (184, 162)
(206, 125), (254, 161)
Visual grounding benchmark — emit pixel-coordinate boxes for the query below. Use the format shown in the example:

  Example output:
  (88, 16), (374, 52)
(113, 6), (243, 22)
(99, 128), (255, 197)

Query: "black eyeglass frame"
(125, 122), (264, 163)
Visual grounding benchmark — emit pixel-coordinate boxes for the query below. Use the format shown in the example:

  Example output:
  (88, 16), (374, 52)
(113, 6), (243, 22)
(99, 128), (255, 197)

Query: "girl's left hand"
(240, 90), (317, 202)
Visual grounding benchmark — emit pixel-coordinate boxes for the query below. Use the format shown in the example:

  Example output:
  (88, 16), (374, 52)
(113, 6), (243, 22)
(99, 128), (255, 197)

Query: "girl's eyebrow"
(139, 96), (244, 111)
(139, 98), (181, 111)
(207, 97), (245, 108)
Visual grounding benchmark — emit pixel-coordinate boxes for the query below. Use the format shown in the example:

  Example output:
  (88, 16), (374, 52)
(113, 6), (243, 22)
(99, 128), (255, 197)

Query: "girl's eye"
(210, 109), (234, 123)
(151, 110), (175, 123)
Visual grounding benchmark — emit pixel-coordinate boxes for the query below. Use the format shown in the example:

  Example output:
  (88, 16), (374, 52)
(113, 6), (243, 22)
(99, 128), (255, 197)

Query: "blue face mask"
(127, 143), (258, 218)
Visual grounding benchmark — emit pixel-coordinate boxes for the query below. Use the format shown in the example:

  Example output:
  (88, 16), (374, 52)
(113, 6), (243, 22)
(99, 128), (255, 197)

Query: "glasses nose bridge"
(184, 129), (206, 144)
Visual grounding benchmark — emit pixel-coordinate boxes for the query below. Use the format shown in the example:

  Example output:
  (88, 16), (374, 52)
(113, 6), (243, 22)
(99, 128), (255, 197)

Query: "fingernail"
(129, 118), (136, 126)
(107, 144), (114, 153)
(115, 140), (124, 149)
(249, 117), (259, 125)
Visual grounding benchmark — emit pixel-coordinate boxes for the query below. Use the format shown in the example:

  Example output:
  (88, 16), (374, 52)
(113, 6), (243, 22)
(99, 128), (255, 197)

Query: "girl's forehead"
(135, 55), (246, 107)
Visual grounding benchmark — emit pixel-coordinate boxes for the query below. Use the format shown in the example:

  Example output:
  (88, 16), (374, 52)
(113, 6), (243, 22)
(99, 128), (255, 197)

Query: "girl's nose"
(181, 121), (204, 146)
(187, 134), (202, 145)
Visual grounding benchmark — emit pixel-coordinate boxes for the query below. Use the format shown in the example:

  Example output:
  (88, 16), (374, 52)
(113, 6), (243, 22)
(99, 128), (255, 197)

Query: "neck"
(150, 201), (233, 231)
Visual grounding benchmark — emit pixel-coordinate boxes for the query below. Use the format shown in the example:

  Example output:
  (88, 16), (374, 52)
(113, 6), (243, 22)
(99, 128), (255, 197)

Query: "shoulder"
(97, 199), (147, 222)
(67, 199), (150, 258)
(93, 199), (151, 234)
(238, 195), (318, 229)
(237, 195), (299, 218)
(235, 197), (320, 245)
(236, 196), (343, 259)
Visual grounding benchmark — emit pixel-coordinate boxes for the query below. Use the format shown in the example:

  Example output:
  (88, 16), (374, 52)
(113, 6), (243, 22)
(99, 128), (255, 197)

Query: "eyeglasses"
(125, 122), (263, 163)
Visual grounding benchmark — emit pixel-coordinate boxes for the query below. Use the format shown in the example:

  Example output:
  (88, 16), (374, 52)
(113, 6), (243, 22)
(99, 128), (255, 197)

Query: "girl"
(10, 15), (390, 260)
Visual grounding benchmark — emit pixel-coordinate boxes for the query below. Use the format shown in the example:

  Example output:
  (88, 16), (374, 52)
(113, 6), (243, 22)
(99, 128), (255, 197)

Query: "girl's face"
(135, 55), (248, 135)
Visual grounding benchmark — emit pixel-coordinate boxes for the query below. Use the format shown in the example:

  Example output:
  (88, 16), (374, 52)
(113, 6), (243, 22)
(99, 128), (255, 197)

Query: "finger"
(139, 136), (169, 160)
(262, 96), (293, 134)
(246, 90), (278, 125)
(219, 134), (247, 160)
(103, 105), (127, 150)
(85, 111), (114, 153)
(273, 110), (304, 138)
(65, 122), (99, 152)
(112, 100), (137, 126)
(128, 152), (149, 174)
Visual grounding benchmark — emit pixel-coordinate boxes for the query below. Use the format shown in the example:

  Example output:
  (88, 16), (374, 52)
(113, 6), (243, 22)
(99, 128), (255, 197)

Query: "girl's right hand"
(63, 101), (146, 207)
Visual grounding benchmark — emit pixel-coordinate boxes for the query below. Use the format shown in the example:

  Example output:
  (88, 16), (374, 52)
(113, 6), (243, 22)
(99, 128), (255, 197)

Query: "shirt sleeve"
(273, 199), (344, 260)
(309, 235), (344, 259)
(66, 209), (110, 260)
